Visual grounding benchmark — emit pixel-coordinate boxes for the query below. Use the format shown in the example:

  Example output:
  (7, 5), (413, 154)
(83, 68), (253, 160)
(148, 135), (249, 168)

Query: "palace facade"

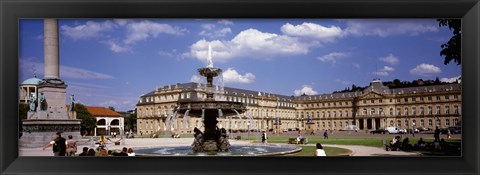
(136, 80), (461, 135)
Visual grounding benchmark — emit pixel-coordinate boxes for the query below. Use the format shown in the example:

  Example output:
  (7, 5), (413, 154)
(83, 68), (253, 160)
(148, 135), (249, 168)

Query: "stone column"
(44, 19), (60, 80)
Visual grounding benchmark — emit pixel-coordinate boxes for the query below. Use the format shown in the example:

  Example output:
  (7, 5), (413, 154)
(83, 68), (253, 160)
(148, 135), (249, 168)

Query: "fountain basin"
(134, 144), (302, 156)
(176, 101), (246, 116)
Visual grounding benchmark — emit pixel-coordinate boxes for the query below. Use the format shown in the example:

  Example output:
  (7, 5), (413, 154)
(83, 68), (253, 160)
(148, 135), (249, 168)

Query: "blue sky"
(19, 19), (461, 111)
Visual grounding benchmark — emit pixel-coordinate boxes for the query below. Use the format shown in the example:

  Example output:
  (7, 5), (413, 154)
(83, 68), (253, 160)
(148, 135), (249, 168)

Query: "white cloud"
(379, 54), (399, 65)
(410, 63), (442, 76)
(187, 29), (310, 62)
(353, 63), (361, 69)
(222, 68), (255, 84)
(373, 71), (389, 77)
(113, 19), (131, 26)
(380, 66), (395, 72)
(61, 21), (114, 40)
(317, 52), (348, 64)
(104, 40), (131, 53)
(190, 75), (204, 83)
(440, 75), (461, 83)
(294, 85), (318, 96)
(281, 22), (344, 42)
(344, 19), (439, 37)
(218, 19), (234, 25)
(20, 59), (114, 80)
(124, 20), (188, 44)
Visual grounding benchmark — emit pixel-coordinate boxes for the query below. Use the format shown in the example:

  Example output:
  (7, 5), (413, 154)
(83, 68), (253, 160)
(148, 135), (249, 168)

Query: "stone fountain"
(178, 44), (246, 152)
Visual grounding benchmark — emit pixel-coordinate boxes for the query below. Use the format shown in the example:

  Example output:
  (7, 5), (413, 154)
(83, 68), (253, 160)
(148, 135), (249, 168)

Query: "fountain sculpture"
(176, 44), (246, 152)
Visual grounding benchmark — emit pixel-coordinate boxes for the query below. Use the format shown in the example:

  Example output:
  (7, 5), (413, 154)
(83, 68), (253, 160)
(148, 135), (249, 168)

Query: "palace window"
(390, 99), (393, 103)
(412, 107), (416, 115)
(429, 119), (433, 126)
(454, 106), (459, 114)
(379, 99), (383, 103)
(334, 122), (337, 127)
(436, 106), (441, 114)
(328, 122), (331, 127)
(428, 96), (432, 101)
(404, 98), (408, 102)
(446, 119), (450, 126)
(412, 119), (416, 126)
(405, 119), (409, 127)
(428, 107), (433, 115)
(317, 112), (320, 119)
(445, 106), (450, 114)
(371, 108), (375, 115)
(371, 99), (375, 104)
(340, 121), (343, 127)
(397, 120), (401, 127)
(454, 95), (458, 100)
(412, 97), (416, 102)
(322, 112), (325, 118)
(390, 108), (393, 116)
(404, 107), (409, 116)
(436, 96), (440, 100)
(397, 108), (401, 116)
(420, 107), (424, 115)
(322, 122), (325, 128)
(390, 120), (394, 126)
(397, 99), (401, 103)
(379, 108), (383, 115)
(345, 110), (349, 117)
(328, 111), (331, 118)
(445, 95), (450, 100)
(340, 111), (343, 117)
(363, 109), (367, 115)
(420, 119), (425, 126)
(363, 100), (366, 104)
(420, 97), (424, 101)
(454, 119), (459, 126)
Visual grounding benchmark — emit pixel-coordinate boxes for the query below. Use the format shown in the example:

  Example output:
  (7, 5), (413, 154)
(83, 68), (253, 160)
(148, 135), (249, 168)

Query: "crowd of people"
(43, 132), (136, 157)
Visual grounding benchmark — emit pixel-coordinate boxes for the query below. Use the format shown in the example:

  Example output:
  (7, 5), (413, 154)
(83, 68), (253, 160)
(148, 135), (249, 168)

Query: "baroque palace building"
(136, 80), (461, 135)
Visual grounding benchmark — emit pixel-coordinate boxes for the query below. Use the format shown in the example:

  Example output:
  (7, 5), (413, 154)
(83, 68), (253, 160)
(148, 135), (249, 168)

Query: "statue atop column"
(69, 94), (76, 112)
(207, 43), (213, 68)
(38, 92), (46, 111)
(29, 94), (36, 112)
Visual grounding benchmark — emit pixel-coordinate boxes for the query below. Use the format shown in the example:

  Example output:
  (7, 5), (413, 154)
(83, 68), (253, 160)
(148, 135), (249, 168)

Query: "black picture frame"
(1, 0), (479, 175)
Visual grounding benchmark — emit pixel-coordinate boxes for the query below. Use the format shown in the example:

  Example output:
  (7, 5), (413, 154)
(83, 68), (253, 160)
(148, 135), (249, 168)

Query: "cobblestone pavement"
(19, 137), (420, 156)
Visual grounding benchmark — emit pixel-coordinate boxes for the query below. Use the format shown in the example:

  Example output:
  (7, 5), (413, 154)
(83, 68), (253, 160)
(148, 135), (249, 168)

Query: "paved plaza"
(19, 135), (423, 156)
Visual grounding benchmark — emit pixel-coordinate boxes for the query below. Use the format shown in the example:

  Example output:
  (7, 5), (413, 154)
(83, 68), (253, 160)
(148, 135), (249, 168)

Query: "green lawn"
(242, 136), (461, 148)
(287, 146), (352, 156)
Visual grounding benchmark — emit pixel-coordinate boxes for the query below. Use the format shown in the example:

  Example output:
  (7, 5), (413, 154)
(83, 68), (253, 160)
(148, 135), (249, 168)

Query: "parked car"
(343, 125), (358, 131)
(447, 126), (461, 134)
(406, 128), (419, 133)
(439, 128), (450, 134)
(370, 129), (386, 134)
(283, 128), (289, 132)
(385, 127), (406, 134)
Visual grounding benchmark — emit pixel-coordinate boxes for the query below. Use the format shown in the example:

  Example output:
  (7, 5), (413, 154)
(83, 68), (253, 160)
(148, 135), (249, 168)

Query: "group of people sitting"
(388, 136), (446, 151)
(77, 146), (136, 156)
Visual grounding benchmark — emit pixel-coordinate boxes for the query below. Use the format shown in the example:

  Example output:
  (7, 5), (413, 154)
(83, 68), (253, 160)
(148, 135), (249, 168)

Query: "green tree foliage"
(75, 103), (96, 136)
(437, 19), (461, 65)
(124, 110), (137, 132)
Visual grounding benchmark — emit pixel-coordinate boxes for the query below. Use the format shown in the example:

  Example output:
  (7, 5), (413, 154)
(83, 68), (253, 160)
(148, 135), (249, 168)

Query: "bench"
(234, 136), (241, 140)
(288, 138), (307, 144)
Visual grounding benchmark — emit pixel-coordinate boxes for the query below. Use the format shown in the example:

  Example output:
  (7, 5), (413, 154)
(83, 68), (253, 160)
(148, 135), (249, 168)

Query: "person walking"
(323, 130), (329, 139)
(261, 131), (268, 144)
(434, 126), (441, 142)
(66, 135), (77, 156)
(43, 132), (67, 156)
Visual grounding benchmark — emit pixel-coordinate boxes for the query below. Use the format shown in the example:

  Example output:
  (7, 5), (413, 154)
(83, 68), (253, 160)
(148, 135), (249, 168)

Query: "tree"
(75, 103), (96, 136)
(437, 19), (461, 65)
(124, 110), (137, 132)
